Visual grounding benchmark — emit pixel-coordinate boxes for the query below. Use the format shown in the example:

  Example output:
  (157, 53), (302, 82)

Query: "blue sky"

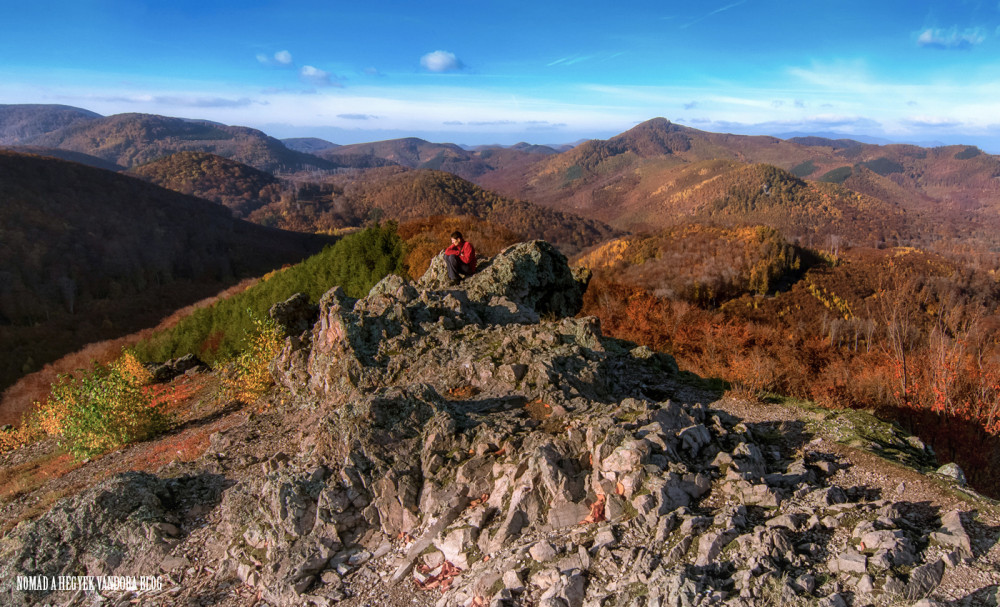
(3, 1), (1000, 150)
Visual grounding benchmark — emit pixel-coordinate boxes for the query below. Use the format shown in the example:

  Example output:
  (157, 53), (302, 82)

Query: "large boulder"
(418, 240), (591, 318)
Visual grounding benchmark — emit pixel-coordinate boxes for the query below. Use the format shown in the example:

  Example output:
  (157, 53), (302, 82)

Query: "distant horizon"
(258, 120), (967, 152)
(4, 0), (999, 155)
(7, 101), (985, 154)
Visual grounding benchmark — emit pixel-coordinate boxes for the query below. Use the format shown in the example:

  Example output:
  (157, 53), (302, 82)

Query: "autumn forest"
(3, 105), (1000, 496)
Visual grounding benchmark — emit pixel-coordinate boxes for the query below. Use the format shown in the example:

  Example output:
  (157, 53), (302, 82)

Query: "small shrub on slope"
(220, 312), (284, 405)
(42, 350), (166, 459)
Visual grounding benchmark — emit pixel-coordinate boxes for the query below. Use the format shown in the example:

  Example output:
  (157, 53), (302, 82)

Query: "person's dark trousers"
(446, 254), (474, 280)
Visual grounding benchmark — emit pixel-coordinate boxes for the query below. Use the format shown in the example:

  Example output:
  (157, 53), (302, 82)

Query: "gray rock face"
(418, 240), (591, 318)
(269, 291), (319, 336)
(904, 559), (946, 601)
(0, 472), (225, 605)
(272, 243), (656, 410)
(930, 510), (972, 558)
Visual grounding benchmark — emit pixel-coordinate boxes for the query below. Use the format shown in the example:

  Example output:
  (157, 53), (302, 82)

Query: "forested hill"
(317, 136), (559, 182)
(0, 150), (334, 393)
(0, 104), (100, 144)
(21, 112), (336, 173)
(248, 167), (618, 254)
(128, 151), (282, 217)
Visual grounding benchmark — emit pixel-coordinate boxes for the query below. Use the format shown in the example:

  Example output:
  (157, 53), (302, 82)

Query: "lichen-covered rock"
(272, 244), (655, 409)
(936, 462), (967, 485)
(147, 353), (208, 382)
(0, 472), (225, 606)
(269, 291), (319, 336)
(418, 240), (590, 317)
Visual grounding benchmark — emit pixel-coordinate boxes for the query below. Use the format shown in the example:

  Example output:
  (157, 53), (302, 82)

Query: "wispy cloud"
(547, 52), (624, 68)
(916, 27), (986, 49)
(680, 0), (748, 29)
(688, 115), (885, 136)
(420, 50), (463, 72)
(338, 113), (378, 120)
(443, 119), (565, 128)
(903, 116), (962, 128)
(94, 94), (259, 108)
(256, 50), (294, 67)
(300, 65), (340, 87)
(547, 55), (596, 67)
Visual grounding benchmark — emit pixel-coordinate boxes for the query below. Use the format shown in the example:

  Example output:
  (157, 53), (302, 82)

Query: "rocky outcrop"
(0, 472), (226, 605)
(2, 240), (995, 607)
(418, 240), (591, 318)
(271, 240), (611, 408)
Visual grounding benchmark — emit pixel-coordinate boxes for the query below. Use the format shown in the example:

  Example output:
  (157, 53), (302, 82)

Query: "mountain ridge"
(23, 112), (337, 173)
(0, 104), (101, 144)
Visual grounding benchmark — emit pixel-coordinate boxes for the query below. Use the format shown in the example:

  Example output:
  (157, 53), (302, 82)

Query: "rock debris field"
(2, 241), (998, 607)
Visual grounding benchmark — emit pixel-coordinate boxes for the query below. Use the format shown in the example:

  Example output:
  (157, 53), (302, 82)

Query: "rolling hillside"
(465, 118), (1000, 252)
(0, 150), (334, 393)
(128, 151), (282, 216)
(1, 145), (123, 171)
(248, 167), (617, 253)
(318, 136), (557, 182)
(281, 137), (339, 153)
(22, 112), (336, 173)
(0, 104), (100, 144)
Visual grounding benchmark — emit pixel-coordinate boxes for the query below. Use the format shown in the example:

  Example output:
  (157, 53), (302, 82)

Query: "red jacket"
(444, 240), (477, 272)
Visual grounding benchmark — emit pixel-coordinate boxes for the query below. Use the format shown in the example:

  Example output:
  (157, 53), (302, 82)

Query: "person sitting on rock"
(444, 231), (477, 285)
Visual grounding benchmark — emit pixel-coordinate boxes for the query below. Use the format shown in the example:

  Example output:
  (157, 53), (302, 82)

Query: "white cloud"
(420, 50), (463, 72)
(917, 27), (986, 49)
(257, 50), (295, 67)
(18, 56), (1000, 151)
(300, 65), (338, 87)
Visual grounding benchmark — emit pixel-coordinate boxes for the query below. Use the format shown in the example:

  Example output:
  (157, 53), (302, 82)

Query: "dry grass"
(0, 449), (82, 503)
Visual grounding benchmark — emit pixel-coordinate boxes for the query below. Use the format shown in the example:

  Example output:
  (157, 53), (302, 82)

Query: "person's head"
(450, 230), (464, 246)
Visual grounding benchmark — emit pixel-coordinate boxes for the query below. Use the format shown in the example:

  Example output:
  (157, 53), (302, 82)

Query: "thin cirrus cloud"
(916, 27), (986, 49)
(679, 0), (747, 29)
(547, 55), (595, 67)
(337, 113), (379, 120)
(420, 50), (463, 72)
(903, 116), (962, 128)
(92, 94), (259, 108)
